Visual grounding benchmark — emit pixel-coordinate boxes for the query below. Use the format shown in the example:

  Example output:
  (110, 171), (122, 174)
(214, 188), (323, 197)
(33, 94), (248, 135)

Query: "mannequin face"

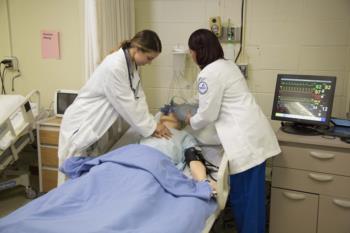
(160, 113), (180, 129)
(130, 47), (159, 66)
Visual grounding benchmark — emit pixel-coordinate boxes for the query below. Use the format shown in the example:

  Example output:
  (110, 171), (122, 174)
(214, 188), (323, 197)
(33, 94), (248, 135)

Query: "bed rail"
(216, 153), (230, 210)
(22, 90), (41, 127)
(0, 90), (41, 167)
(202, 153), (230, 233)
(0, 90), (41, 198)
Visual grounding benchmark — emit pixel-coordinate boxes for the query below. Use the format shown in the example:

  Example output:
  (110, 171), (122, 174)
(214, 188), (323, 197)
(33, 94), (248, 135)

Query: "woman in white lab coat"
(185, 29), (281, 233)
(58, 30), (171, 184)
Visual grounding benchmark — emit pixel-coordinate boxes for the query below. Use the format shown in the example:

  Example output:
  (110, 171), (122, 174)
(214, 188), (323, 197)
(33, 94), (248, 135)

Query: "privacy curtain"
(84, 0), (135, 80)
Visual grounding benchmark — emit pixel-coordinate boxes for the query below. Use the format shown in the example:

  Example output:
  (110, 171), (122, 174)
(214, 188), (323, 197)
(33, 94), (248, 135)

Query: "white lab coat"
(190, 59), (281, 175)
(58, 48), (156, 165)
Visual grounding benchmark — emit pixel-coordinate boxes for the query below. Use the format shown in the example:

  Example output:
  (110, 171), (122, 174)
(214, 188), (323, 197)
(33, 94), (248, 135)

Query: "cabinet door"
(42, 169), (58, 192)
(269, 188), (318, 233)
(40, 146), (58, 167)
(318, 195), (350, 233)
(39, 129), (59, 145)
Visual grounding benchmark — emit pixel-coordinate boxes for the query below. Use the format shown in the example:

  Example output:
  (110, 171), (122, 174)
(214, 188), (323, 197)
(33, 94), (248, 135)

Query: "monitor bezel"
(271, 74), (336, 126)
(54, 89), (78, 117)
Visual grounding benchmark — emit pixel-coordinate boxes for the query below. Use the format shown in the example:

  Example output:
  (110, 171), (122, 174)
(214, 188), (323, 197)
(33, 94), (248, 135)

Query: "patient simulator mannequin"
(59, 112), (216, 192)
(139, 113), (216, 191)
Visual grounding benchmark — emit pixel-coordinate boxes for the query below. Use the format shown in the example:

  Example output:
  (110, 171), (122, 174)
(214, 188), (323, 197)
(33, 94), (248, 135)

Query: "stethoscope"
(123, 48), (140, 99)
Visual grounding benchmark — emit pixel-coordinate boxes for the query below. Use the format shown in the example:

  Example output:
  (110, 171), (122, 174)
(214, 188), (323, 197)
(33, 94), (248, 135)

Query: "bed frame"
(0, 90), (40, 198)
(202, 153), (229, 233)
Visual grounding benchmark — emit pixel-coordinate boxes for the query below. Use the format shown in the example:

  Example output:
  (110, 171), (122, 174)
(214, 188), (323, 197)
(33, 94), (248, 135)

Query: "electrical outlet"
(220, 26), (242, 43)
(238, 64), (248, 79)
(2, 56), (19, 71)
(232, 27), (241, 43)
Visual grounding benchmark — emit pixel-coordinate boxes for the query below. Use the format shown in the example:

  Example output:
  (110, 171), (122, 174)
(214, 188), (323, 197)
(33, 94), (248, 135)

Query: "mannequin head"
(160, 113), (181, 129)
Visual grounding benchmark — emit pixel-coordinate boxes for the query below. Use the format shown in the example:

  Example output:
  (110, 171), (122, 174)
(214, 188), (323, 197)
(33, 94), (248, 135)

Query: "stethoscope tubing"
(123, 48), (139, 99)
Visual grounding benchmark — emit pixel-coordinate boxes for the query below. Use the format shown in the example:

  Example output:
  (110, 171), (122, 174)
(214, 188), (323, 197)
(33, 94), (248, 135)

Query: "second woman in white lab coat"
(58, 30), (171, 183)
(185, 29), (281, 233)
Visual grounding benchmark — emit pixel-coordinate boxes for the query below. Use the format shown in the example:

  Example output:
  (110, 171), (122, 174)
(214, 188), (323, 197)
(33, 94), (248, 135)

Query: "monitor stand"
(281, 122), (321, 136)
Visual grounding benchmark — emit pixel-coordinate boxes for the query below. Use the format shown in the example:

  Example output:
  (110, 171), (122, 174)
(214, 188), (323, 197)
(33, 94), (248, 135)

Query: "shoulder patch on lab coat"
(198, 80), (208, 95)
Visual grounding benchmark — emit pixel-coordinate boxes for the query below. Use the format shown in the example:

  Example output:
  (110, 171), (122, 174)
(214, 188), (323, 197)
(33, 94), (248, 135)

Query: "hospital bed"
(0, 90), (40, 198)
(110, 126), (230, 233)
(0, 122), (230, 233)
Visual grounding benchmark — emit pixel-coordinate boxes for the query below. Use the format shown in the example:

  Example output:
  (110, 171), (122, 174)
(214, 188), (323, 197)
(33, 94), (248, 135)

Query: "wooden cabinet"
(269, 130), (350, 233)
(37, 117), (61, 192)
(36, 116), (129, 193)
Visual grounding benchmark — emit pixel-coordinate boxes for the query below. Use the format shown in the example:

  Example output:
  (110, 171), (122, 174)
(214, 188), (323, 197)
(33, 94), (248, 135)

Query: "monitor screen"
(55, 90), (78, 116)
(271, 74), (336, 134)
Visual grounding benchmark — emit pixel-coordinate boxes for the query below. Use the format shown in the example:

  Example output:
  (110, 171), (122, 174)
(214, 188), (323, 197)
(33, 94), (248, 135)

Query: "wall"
(0, 0), (85, 108)
(245, 0), (350, 129)
(348, 25), (350, 119)
(135, 0), (243, 112)
(0, 0), (11, 57)
(135, 0), (350, 130)
(1, 0), (349, 122)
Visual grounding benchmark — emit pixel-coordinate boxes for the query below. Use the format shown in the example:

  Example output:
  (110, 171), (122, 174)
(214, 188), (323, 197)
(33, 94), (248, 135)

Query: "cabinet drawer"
(42, 169), (58, 192)
(39, 129), (59, 145)
(40, 147), (58, 167)
(274, 145), (350, 176)
(318, 195), (350, 233)
(272, 167), (350, 197)
(269, 188), (318, 233)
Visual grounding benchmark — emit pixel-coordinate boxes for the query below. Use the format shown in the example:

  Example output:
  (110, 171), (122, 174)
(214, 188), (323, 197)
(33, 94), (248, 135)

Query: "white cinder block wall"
(135, 0), (243, 112)
(135, 0), (350, 131)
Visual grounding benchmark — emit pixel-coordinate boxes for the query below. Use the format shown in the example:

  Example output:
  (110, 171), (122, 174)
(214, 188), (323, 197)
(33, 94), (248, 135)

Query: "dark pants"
(229, 162), (266, 233)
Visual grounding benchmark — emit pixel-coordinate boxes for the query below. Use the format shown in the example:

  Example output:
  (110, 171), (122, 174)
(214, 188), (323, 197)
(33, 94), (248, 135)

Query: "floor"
(0, 186), (33, 218)
(210, 203), (238, 233)
(0, 145), (39, 218)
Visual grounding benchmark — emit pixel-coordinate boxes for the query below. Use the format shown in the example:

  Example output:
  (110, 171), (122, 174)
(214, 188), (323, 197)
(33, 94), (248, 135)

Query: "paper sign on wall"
(41, 30), (60, 59)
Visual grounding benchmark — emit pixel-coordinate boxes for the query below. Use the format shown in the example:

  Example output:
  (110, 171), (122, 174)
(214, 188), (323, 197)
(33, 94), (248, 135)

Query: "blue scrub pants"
(229, 161), (266, 233)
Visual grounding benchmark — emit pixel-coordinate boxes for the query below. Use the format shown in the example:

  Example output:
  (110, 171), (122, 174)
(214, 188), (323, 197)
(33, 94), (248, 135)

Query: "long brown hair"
(120, 30), (162, 53)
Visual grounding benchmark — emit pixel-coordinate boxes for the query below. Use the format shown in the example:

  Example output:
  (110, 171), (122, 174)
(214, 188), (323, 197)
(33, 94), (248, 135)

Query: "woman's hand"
(152, 122), (172, 139)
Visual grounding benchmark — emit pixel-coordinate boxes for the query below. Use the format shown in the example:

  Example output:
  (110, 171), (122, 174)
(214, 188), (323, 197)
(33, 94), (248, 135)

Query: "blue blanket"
(0, 144), (217, 233)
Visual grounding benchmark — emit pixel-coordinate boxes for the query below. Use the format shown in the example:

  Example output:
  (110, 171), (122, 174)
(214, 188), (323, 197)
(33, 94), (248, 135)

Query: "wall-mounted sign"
(41, 30), (60, 59)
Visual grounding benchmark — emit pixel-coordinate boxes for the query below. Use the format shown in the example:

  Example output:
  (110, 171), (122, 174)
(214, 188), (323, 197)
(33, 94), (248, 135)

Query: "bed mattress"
(0, 95), (38, 150)
(0, 95), (25, 123)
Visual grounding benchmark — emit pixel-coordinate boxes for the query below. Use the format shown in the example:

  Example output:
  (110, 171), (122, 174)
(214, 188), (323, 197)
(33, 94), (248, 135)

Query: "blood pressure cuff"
(184, 146), (219, 181)
(184, 147), (205, 166)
